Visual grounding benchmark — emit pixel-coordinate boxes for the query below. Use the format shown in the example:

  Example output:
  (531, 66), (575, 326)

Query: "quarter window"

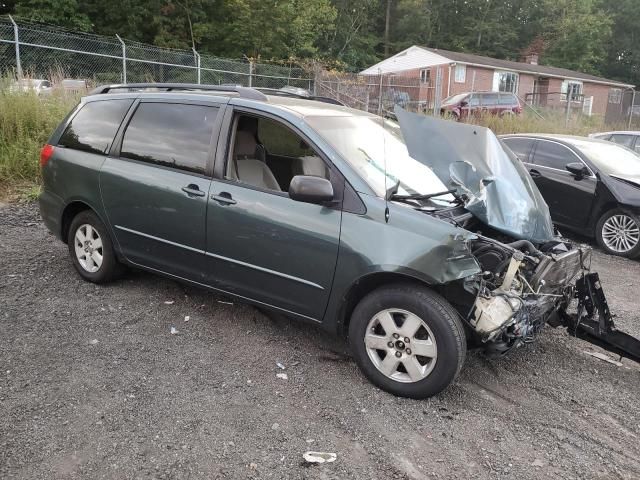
(58, 99), (133, 155)
(120, 103), (218, 174)
(454, 64), (466, 83)
(532, 141), (574, 170)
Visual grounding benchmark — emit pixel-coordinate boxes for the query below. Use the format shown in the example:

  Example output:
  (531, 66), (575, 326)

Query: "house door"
(534, 78), (549, 106)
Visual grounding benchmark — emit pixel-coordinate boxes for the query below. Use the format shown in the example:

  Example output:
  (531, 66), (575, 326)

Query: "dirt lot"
(1, 202), (639, 480)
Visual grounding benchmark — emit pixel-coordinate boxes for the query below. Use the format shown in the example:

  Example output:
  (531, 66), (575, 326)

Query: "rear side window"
(609, 134), (635, 148)
(503, 137), (534, 162)
(532, 140), (573, 170)
(58, 99), (132, 155)
(481, 93), (499, 106)
(120, 103), (218, 174)
(499, 93), (517, 105)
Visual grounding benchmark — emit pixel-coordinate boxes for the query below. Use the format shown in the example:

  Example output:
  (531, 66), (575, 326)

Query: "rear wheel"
(68, 210), (123, 283)
(348, 284), (466, 399)
(596, 209), (640, 258)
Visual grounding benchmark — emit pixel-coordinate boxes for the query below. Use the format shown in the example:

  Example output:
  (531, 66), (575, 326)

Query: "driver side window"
(226, 114), (330, 193)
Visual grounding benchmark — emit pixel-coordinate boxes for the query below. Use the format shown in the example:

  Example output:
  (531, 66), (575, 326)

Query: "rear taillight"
(40, 144), (54, 167)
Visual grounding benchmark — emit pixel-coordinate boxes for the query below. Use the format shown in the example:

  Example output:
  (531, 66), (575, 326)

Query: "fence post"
(377, 71), (384, 116)
(629, 89), (636, 129)
(565, 90), (571, 127)
(9, 16), (22, 80)
(192, 48), (201, 84)
(116, 34), (126, 83)
(248, 60), (254, 87)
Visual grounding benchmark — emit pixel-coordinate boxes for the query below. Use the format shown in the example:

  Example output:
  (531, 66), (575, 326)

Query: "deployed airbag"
(394, 107), (554, 242)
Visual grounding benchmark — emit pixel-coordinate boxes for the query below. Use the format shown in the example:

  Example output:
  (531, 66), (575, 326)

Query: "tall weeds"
(0, 79), (78, 188)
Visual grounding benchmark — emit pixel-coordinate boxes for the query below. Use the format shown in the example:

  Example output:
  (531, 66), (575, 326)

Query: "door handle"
(181, 184), (205, 197)
(211, 192), (237, 205)
(529, 169), (542, 178)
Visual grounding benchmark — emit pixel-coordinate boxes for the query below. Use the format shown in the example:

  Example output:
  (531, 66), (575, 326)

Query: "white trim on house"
(360, 45), (451, 74)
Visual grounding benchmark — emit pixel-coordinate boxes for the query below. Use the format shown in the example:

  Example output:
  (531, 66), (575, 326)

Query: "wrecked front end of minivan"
(395, 108), (640, 362)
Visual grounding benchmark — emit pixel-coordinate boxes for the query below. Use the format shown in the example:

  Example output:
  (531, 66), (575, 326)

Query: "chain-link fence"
(0, 16), (313, 90)
(315, 70), (432, 117)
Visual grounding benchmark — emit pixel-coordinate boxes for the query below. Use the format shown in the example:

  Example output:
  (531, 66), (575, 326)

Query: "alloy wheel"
(74, 224), (104, 273)
(601, 214), (640, 253)
(364, 308), (437, 383)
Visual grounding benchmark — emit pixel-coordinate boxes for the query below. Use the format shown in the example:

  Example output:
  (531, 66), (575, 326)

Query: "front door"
(528, 139), (597, 230)
(204, 111), (342, 321)
(100, 101), (221, 281)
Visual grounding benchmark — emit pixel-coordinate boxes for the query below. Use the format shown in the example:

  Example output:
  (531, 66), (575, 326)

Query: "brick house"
(361, 45), (633, 117)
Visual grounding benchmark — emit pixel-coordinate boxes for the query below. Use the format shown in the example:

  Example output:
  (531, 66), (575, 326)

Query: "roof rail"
(256, 87), (346, 106)
(88, 83), (268, 101)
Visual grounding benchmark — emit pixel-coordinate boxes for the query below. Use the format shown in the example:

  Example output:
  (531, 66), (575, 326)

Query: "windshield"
(569, 139), (640, 176)
(441, 93), (468, 106)
(305, 115), (450, 200)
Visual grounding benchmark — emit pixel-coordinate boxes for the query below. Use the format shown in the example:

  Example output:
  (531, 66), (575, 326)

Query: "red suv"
(440, 92), (522, 119)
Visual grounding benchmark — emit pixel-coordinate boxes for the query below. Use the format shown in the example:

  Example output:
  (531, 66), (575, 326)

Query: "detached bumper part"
(560, 272), (640, 363)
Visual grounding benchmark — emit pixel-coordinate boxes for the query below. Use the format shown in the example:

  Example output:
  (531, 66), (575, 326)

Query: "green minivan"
(38, 84), (628, 398)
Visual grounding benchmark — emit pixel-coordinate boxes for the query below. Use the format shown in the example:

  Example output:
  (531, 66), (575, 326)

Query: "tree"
(14, 0), (92, 31)
(537, 0), (612, 75)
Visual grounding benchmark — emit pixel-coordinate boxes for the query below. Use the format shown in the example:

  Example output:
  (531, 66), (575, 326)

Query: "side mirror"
(565, 162), (589, 178)
(289, 175), (334, 204)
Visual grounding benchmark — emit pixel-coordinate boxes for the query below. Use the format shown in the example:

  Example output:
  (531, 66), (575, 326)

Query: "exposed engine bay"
(467, 234), (583, 354)
(436, 205), (640, 362)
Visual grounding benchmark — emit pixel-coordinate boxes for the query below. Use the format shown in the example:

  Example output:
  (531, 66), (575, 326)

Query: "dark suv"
(38, 84), (614, 398)
(440, 91), (522, 119)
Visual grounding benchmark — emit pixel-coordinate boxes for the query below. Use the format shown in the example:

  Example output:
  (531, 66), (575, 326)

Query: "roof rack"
(88, 83), (268, 101)
(256, 87), (345, 106)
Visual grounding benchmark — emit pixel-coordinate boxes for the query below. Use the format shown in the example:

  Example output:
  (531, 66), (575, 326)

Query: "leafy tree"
(14, 0), (92, 31)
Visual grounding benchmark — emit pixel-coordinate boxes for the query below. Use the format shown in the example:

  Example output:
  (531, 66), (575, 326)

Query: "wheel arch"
(336, 271), (435, 337)
(60, 200), (104, 244)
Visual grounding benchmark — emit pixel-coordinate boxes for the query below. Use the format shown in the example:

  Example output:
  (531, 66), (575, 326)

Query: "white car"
(10, 79), (53, 95)
(589, 130), (640, 153)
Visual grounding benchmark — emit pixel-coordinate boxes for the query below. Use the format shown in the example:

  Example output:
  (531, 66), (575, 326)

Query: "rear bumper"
(38, 189), (64, 241)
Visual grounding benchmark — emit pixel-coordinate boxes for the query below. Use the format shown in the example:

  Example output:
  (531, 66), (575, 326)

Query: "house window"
(420, 69), (430, 84)
(454, 64), (466, 83)
(493, 71), (518, 94)
(609, 88), (622, 104)
(561, 80), (583, 102)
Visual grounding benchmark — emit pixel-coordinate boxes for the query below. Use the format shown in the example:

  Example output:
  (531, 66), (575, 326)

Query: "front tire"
(595, 209), (640, 258)
(68, 210), (123, 283)
(348, 284), (466, 399)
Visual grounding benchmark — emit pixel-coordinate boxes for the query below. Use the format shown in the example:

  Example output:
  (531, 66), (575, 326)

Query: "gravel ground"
(1, 202), (639, 480)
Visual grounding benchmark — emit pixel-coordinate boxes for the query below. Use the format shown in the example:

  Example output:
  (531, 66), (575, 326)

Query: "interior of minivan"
(227, 114), (330, 192)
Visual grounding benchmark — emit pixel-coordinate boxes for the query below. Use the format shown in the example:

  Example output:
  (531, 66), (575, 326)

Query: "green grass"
(0, 84), (78, 195)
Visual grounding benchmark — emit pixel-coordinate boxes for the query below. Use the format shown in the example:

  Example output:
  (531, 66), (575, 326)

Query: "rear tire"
(67, 210), (123, 283)
(595, 209), (640, 259)
(348, 284), (466, 399)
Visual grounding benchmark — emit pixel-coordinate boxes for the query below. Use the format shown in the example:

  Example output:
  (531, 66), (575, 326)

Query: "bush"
(0, 85), (77, 187)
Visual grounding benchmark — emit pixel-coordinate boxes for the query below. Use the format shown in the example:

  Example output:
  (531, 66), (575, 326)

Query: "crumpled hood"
(395, 107), (555, 243)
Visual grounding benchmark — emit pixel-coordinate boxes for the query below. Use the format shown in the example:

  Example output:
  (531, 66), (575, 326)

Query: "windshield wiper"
(390, 188), (459, 202)
(385, 179), (401, 201)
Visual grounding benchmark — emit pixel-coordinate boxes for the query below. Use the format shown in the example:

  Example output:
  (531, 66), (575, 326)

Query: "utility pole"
(384, 0), (391, 57)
